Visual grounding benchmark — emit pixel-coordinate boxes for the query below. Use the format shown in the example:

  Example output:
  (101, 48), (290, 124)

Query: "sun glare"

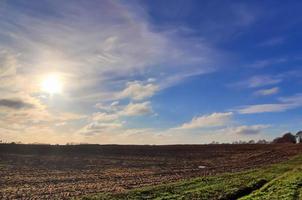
(41, 74), (63, 95)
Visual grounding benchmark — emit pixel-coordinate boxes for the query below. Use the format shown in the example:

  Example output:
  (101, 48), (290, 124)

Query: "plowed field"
(1, 144), (302, 199)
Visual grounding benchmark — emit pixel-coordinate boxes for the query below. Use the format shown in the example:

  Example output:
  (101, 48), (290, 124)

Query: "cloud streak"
(175, 112), (233, 130)
(236, 93), (302, 114)
(231, 125), (270, 135)
(254, 87), (279, 96)
(232, 75), (282, 89)
(120, 101), (153, 116)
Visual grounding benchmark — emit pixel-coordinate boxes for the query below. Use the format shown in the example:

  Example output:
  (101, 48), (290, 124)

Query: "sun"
(41, 74), (63, 95)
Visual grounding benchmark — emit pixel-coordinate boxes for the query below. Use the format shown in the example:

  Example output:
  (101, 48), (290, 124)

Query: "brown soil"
(1, 144), (302, 199)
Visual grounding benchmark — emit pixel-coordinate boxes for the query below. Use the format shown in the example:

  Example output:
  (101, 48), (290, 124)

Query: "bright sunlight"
(41, 74), (63, 95)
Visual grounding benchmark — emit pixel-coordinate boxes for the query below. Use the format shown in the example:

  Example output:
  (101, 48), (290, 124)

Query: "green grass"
(240, 166), (302, 200)
(81, 155), (302, 200)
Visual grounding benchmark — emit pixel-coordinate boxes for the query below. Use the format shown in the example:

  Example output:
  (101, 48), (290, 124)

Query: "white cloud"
(236, 93), (302, 114)
(247, 75), (282, 88)
(111, 101), (119, 106)
(254, 87), (279, 96)
(119, 101), (153, 116)
(0, 50), (19, 92)
(94, 101), (153, 118)
(0, 0), (222, 103)
(78, 121), (124, 136)
(0, 0), (227, 143)
(231, 125), (270, 135)
(87, 122), (123, 130)
(74, 122), (272, 145)
(147, 78), (156, 83)
(0, 50), (16, 78)
(0, 1), (278, 145)
(119, 81), (159, 100)
(0, 98), (85, 135)
(95, 103), (111, 111)
(95, 101), (120, 112)
(91, 112), (119, 122)
(55, 122), (67, 127)
(231, 75), (282, 89)
(80, 100), (153, 136)
(279, 93), (302, 104)
(237, 104), (292, 114)
(175, 112), (233, 130)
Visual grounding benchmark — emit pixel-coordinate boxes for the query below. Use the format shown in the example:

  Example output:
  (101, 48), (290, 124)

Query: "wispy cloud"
(0, 0), (223, 103)
(254, 87), (279, 96)
(73, 107), (274, 144)
(245, 75), (282, 88)
(175, 112), (233, 130)
(1, 0), (297, 144)
(80, 100), (154, 136)
(230, 125), (270, 135)
(236, 93), (302, 114)
(77, 122), (271, 144)
(119, 101), (153, 116)
(230, 75), (282, 89)
(91, 112), (119, 122)
(0, 0), (227, 143)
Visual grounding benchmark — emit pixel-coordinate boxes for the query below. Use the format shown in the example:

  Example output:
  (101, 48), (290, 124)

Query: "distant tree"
(232, 140), (251, 144)
(248, 140), (255, 144)
(257, 139), (268, 144)
(273, 132), (296, 144)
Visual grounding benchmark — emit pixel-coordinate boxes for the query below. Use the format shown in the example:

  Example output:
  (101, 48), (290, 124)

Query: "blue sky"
(0, 0), (302, 144)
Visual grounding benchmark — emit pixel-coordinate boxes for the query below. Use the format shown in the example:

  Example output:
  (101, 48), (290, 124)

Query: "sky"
(1, 0), (302, 144)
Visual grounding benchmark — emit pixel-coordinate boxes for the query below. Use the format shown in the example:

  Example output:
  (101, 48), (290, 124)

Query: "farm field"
(1, 144), (302, 199)
(86, 154), (302, 200)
